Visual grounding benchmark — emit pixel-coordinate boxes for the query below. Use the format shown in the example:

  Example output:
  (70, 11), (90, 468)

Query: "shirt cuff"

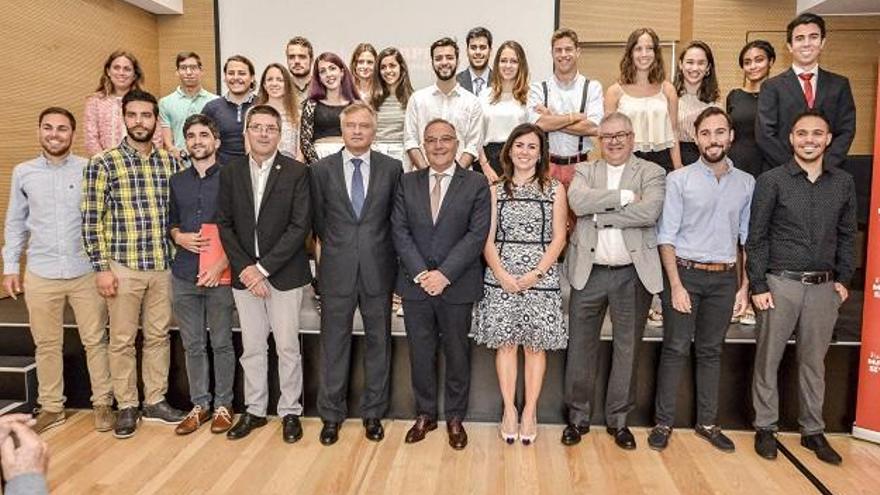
(620, 189), (635, 206)
(3, 262), (20, 274)
(256, 263), (270, 278)
(413, 270), (428, 284)
(5, 473), (48, 495)
(750, 279), (769, 295)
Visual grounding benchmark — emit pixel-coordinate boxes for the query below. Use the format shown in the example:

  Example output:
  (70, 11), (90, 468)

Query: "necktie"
(799, 73), (815, 108)
(430, 173), (445, 223)
(474, 76), (484, 95)
(350, 158), (365, 218)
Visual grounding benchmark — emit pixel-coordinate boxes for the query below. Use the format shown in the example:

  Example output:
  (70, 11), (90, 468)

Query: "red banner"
(853, 60), (880, 443)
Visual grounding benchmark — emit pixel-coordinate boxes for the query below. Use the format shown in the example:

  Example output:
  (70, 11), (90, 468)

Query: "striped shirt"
(81, 138), (181, 272)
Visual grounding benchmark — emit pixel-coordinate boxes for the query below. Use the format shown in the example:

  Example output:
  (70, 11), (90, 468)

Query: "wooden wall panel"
(0, 0), (159, 286)
(559, 0), (680, 42)
(157, 0), (218, 95)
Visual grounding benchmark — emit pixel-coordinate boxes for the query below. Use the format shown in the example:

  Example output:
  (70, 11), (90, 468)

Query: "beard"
(699, 144), (729, 164)
(433, 66), (455, 81)
(41, 141), (72, 158)
(126, 124), (156, 143)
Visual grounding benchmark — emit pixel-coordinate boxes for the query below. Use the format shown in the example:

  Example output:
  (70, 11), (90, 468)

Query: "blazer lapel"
(239, 160), (255, 215)
(619, 157), (638, 190)
(814, 68), (830, 109)
(358, 151), (383, 219)
(782, 69), (808, 108)
(330, 152), (357, 220)
(594, 159), (608, 189)
(415, 168), (433, 224)
(434, 166), (465, 227)
(257, 155), (283, 215)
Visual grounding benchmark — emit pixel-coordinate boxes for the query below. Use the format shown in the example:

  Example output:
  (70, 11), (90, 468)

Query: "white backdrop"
(217, 0), (556, 90)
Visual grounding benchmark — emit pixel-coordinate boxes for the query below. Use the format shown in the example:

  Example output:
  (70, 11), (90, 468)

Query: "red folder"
(199, 223), (232, 285)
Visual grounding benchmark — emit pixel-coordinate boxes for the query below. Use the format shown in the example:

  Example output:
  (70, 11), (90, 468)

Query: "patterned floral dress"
(473, 179), (566, 350)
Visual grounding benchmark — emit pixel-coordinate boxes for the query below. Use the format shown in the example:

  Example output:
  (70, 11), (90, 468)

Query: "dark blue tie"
(350, 158), (365, 218)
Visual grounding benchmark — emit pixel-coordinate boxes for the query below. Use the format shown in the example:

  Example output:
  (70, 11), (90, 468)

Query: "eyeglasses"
(178, 64), (201, 73)
(599, 132), (632, 143)
(247, 124), (280, 135)
(424, 136), (456, 146)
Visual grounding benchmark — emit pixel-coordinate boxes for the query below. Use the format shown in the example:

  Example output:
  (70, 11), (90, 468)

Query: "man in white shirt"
(456, 27), (492, 95)
(404, 37), (484, 170)
(561, 112), (665, 449)
(528, 28), (604, 191)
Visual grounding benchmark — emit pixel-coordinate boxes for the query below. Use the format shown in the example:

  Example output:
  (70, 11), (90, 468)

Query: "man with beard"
(528, 28), (603, 191)
(649, 107), (754, 452)
(158, 52), (217, 160)
(748, 110), (856, 465)
(286, 37), (314, 103)
(2, 108), (113, 434)
(404, 37), (483, 170)
(392, 119), (490, 450)
(456, 27), (492, 95)
(82, 90), (186, 439)
(168, 114), (236, 436)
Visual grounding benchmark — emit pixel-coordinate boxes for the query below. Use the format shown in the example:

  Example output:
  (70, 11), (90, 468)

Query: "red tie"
(799, 73), (815, 108)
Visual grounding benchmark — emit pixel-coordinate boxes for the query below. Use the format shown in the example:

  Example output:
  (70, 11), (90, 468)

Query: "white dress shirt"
(469, 67), (491, 95)
(594, 163), (635, 266)
(404, 83), (484, 161)
(479, 89), (529, 144)
(428, 162), (456, 209)
(248, 152), (276, 274)
(341, 148), (371, 199)
(527, 73), (604, 156)
(792, 64), (820, 97)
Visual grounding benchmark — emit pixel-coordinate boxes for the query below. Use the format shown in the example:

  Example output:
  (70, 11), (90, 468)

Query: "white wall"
(217, 0), (556, 90)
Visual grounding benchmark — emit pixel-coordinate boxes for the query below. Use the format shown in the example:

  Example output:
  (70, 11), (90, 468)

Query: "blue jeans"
(171, 275), (235, 409)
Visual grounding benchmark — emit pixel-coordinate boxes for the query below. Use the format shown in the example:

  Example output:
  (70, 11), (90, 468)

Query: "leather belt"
(676, 258), (736, 272)
(769, 270), (833, 285)
(593, 263), (633, 270)
(550, 152), (589, 165)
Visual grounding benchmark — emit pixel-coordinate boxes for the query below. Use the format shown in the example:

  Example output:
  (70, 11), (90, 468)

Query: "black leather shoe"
(607, 426), (636, 450)
(282, 414), (303, 444)
(320, 421), (340, 446)
(364, 418), (384, 442)
(754, 429), (777, 460)
(801, 433), (842, 465)
(226, 412), (267, 440)
(647, 425), (672, 451)
(113, 407), (140, 439)
(561, 423), (590, 446)
(695, 424), (735, 453)
(142, 400), (187, 424)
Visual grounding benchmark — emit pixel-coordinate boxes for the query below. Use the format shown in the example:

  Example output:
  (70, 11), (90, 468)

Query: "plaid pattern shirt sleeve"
(81, 153), (111, 271)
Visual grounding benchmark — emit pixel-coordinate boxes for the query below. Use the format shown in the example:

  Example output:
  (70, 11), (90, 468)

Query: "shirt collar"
(342, 148), (370, 167)
(119, 137), (156, 158)
(432, 83), (463, 97)
(695, 157), (733, 176)
(188, 161), (220, 178)
(784, 158), (835, 176)
(430, 162), (456, 177)
(792, 65), (819, 78)
(175, 86), (210, 99)
(552, 72), (583, 89)
(249, 152), (276, 171)
(469, 67), (489, 83)
(38, 152), (73, 168)
(223, 91), (255, 105)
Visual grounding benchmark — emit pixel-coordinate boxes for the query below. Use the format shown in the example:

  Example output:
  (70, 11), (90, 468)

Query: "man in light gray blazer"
(561, 112), (665, 449)
(310, 102), (403, 446)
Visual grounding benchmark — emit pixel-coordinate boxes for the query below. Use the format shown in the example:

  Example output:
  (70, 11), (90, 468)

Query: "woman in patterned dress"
(473, 123), (568, 445)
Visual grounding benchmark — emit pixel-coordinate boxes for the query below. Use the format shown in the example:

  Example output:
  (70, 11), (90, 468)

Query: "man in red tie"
(755, 13), (855, 171)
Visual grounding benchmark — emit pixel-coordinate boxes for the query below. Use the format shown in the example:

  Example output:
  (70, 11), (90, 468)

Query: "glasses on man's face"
(178, 64), (201, 73)
(247, 124), (280, 135)
(599, 131), (632, 143)
(424, 135), (456, 146)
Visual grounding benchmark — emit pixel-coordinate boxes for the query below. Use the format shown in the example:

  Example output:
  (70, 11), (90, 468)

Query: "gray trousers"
(565, 265), (653, 428)
(752, 275), (840, 435)
(654, 268), (737, 426)
(317, 285), (392, 423)
(172, 276), (236, 409)
(232, 285), (303, 417)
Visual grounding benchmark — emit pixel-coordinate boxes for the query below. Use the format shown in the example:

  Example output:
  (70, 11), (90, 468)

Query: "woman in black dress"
(726, 40), (775, 178)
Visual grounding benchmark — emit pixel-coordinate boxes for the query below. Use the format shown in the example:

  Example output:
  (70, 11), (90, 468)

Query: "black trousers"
(317, 281), (393, 423)
(403, 297), (473, 419)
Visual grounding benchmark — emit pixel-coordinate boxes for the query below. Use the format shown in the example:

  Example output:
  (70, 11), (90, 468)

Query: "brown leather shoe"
(175, 406), (210, 435)
(447, 418), (468, 450)
(211, 406), (234, 434)
(405, 415), (438, 444)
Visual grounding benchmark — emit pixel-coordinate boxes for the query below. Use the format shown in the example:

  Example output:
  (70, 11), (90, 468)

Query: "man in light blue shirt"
(2, 108), (113, 434)
(648, 107), (754, 453)
(159, 51), (217, 158)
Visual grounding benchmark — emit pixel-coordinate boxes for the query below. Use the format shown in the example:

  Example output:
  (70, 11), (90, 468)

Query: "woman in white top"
(673, 40), (721, 165)
(350, 43), (379, 106)
(605, 28), (681, 172)
(254, 63), (302, 160)
(300, 52), (360, 164)
(478, 40), (530, 182)
(373, 47), (414, 170)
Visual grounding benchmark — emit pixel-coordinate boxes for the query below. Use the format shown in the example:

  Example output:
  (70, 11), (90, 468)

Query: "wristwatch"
(533, 268), (545, 280)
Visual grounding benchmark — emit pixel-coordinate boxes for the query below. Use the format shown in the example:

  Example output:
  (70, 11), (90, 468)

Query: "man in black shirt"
(746, 110), (857, 465)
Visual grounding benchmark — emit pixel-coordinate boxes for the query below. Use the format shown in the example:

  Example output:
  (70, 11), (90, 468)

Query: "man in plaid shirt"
(82, 89), (186, 439)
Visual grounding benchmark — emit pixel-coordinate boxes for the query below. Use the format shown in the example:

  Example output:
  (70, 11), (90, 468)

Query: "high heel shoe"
(520, 415), (537, 446)
(499, 411), (518, 444)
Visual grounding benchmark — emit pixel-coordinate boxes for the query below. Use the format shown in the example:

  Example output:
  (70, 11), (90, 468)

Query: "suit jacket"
(456, 68), (492, 95)
(217, 153), (312, 291)
(565, 155), (665, 294)
(391, 164), (490, 303)
(756, 67), (856, 170)
(310, 150), (403, 296)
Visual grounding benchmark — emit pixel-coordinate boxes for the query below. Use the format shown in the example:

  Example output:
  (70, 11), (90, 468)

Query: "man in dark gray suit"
(392, 119), (490, 450)
(310, 102), (403, 446)
(456, 26), (493, 95)
(561, 112), (665, 449)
